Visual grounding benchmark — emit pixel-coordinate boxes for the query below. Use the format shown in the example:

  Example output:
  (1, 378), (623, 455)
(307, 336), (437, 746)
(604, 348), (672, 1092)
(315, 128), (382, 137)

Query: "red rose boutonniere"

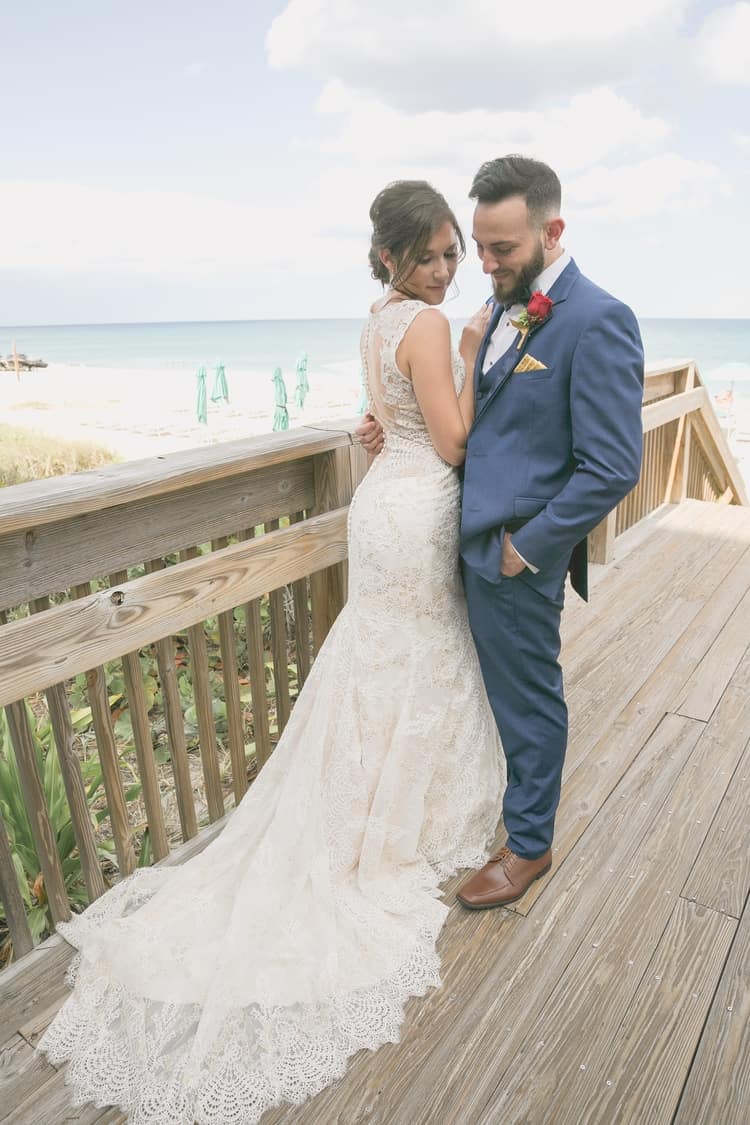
(511, 291), (554, 350)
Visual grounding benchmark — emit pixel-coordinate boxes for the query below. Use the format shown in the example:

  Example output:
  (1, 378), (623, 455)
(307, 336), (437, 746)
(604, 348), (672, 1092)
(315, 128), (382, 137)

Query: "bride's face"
(389, 221), (460, 304)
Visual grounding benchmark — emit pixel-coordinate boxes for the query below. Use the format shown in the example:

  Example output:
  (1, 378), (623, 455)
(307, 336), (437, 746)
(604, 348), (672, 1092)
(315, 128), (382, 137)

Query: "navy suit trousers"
(462, 562), (568, 859)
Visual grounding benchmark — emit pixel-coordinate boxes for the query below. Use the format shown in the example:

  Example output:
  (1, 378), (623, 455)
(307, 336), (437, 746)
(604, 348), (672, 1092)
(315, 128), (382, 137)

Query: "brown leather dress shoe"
(456, 846), (552, 910)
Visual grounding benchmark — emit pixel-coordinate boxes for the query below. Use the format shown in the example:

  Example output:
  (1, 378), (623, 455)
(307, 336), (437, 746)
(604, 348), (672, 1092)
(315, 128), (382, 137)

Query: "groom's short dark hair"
(469, 155), (561, 224)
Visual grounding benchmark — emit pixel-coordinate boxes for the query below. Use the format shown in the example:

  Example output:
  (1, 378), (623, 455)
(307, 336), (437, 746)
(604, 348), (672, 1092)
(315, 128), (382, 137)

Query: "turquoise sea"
(1, 317), (749, 407)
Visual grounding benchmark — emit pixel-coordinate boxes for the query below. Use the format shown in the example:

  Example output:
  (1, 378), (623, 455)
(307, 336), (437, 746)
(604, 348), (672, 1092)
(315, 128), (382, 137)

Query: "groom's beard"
(492, 241), (545, 306)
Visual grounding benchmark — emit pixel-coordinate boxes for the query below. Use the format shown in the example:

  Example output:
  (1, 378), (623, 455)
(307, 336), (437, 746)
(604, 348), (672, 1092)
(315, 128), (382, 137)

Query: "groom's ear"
(544, 217), (565, 250)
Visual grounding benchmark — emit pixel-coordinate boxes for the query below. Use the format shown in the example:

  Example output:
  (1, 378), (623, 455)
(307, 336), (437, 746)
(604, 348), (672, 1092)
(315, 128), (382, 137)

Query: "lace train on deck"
(43, 873), (447, 1125)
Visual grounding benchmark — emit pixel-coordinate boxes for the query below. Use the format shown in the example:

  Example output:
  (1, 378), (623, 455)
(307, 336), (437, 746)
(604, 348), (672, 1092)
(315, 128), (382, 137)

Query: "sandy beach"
(1, 359), (749, 494)
(0, 361), (364, 461)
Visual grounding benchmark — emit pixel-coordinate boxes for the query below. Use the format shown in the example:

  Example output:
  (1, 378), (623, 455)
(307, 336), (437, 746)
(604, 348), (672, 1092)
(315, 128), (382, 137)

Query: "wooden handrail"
(0, 508), (349, 709)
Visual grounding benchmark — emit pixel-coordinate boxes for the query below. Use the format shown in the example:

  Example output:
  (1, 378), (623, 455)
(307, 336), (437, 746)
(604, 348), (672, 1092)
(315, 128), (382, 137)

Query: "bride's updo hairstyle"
(368, 180), (465, 297)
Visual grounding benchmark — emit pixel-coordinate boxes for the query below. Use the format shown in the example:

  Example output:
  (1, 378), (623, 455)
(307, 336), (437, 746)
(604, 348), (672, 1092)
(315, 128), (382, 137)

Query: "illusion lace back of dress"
(361, 297), (455, 457)
(39, 298), (505, 1125)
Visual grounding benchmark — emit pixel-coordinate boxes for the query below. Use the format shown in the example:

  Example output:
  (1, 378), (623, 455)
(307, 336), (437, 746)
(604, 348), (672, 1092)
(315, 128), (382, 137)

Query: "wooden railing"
(588, 361), (748, 563)
(0, 360), (746, 966)
(0, 423), (367, 963)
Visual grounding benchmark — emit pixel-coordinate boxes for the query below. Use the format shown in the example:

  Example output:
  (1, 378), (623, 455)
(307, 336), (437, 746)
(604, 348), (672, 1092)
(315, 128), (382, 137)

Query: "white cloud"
(267, 0), (688, 109)
(184, 61), (208, 78)
(693, 3), (750, 86)
(0, 180), (359, 280)
(285, 83), (722, 234)
(566, 155), (722, 219)
(312, 84), (671, 176)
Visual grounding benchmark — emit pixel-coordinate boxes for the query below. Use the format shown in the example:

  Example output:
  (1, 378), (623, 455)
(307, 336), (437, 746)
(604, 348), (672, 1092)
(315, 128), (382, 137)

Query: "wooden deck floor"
(2, 498), (749, 1124)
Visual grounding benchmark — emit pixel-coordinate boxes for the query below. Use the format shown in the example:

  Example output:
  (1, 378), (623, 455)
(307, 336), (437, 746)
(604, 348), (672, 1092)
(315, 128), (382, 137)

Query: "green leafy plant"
(0, 705), (137, 959)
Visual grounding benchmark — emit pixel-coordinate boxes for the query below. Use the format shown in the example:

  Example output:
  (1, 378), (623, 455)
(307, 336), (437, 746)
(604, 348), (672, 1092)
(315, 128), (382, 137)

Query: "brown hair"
(469, 155), (561, 225)
(368, 180), (465, 294)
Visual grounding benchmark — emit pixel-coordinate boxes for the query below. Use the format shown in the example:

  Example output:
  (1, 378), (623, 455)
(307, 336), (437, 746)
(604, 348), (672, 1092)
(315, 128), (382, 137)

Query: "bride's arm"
(399, 306), (490, 466)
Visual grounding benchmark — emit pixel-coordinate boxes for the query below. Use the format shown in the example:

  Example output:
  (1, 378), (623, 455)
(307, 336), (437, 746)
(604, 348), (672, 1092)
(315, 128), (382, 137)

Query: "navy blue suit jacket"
(459, 259), (644, 602)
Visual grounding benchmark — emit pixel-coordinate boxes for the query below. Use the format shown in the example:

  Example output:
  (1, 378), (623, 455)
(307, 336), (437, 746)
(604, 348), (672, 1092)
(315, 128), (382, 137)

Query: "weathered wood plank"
(642, 368), (677, 402)
(0, 805), (34, 962)
(676, 587), (750, 721)
(486, 900), (736, 1125)
(0, 459), (315, 612)
(641, 385), (706, 434)
(310, 449), (353, 654)
(562, 498), (729, 653)
(510, 515), (750, 918)
(521, 538), (750, 921)
(0, 508), (349, 708)
(81, 663), (136, 879)
(289, 513), (311, 689)
(682, 734), (750, 917)
(211, 539), (248, 804)
(0, 423), (357, 538)
(690, 396), (749, 505)
(242, 589), (272, 772)
(33, 626), (107, 903)
(0, 937), (73, 1050)
(0, 1033), (58, 1121)
(587, 508), (616, 564)
(180, 548), (224, 824)
(674, 891), (750, 1125)
(143, 559), (198, 841)
(457, 650), (750, 1125)
(265, 521), (292, 737)
(110, 572), (170, 861)
(4, 701), (71, 927)
(2, 1067), (121, 1124)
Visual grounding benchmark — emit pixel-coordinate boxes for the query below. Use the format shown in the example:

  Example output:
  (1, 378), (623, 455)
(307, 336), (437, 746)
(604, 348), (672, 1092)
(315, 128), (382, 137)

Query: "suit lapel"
(473, 301), (503, 398)
(472, 259), (581, 426)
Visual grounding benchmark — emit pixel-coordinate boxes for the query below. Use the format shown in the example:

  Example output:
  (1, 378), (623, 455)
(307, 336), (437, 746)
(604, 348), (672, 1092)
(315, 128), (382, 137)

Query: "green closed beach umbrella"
(272, 366), (289, 431)
(294, 351), (309, 408)
(211, 360), (229, 403)
(196, 365), (208, 425)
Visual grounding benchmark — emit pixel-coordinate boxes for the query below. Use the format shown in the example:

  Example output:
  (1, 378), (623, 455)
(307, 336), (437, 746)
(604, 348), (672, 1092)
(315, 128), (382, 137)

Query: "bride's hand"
(459, 303), (493, 367)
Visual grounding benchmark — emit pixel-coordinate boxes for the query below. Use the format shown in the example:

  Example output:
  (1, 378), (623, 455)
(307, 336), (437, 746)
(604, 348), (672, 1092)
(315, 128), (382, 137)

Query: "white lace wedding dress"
(39, 297), (504, 1124)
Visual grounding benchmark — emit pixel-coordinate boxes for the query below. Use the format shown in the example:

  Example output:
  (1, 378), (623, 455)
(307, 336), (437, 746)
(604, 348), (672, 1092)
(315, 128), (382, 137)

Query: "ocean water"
(1, 317), (749, 405)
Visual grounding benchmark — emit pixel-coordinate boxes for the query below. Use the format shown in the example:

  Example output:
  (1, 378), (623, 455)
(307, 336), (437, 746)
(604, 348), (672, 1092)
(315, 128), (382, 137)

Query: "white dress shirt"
(482, 250), (571, 373)
(482, 250), (571, 574)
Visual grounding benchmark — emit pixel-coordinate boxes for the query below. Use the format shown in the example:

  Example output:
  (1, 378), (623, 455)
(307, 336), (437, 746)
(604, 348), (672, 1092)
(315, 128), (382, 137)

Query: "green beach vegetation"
(0, 423), (116, 486)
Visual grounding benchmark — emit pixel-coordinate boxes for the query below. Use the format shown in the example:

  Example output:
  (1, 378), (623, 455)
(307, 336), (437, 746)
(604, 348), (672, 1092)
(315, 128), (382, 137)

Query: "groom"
(360, 155), (644, 908)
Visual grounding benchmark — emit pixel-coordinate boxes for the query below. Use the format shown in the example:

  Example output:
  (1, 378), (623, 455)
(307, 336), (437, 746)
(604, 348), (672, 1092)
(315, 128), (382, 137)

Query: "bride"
(39, 181), (505, 1124)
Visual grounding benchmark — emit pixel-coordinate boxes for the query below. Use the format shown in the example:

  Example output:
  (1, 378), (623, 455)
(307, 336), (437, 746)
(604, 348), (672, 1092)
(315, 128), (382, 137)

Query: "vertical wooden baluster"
(241, 527), (272, 771)
(211, 538), (248, 803)
(109, 571), (170, 860)
(289, 512), (311, 689)
(74, 583), (136, 877)
(4, 700), (71, 926)
(0, 801), (34, 958)
(30, 597), (106, 902)
(144, 559), (198, 841)
(265, 520), (291, 736)
(179, 548), (225, 822)
(310, 447), (353, 654)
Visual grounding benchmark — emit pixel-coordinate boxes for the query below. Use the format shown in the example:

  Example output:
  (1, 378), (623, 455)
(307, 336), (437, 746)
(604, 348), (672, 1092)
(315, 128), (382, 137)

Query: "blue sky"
(1, 0), (749, 324)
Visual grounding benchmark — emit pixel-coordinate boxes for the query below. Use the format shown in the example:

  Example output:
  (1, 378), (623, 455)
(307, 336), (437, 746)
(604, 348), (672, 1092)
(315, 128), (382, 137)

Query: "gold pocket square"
(514, 355), (548, 373)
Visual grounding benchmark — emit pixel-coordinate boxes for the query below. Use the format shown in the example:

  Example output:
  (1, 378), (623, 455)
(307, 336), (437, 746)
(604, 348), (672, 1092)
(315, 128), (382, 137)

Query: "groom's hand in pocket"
(500, 533), (526, 577)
